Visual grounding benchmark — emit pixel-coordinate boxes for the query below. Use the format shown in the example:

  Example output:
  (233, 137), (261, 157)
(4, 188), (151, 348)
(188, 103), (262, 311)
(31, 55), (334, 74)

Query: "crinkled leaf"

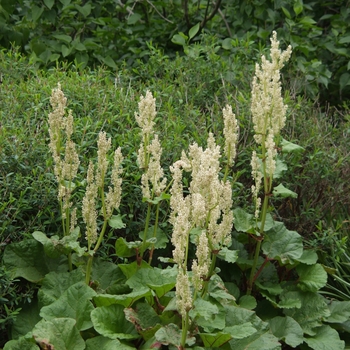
(238, 295), (257, 310)
(326, 301), (350, 323)
(280, 138), (304, 153)
(85, 336), (135, 350)
(91, 258), (125, 290)
(268, 316), (303, 347)
(93, 288), (151, 308)
(11, 298), (41, 340)
(273, 158), (288, 179)
(155, 323), (195, 347)
(108, 214), (126, 229)
(284, 292), (330, 334)
(279, 291), (302, 309)
(3, 239), (67, 282)
(3, 337), (38, 350)
(262, 222), (303, 264)
(190, 298), (219, 321)
(297, 264), (327, 292)
(217, 247), (239, 263)
(228, 330), (280, 350)
(32, 318), (85, 350)
(119, 260), (151, 279)
(40, 282), (96, 331)
(126, 266), (176, 297)
(295, 249), (318, 265)
(38, 270), (85, 306)
(199, 331), (232, 347)
(138, 225), (169, 249)
(195, 301), (226, 332)
(91, 304), (139, 340)
(304, 325), (345, 350)
(233, 208), (254, 232)
(115, 237), (142, 258)
(273, 184), (298, 199)
(225, 322), (257, 339)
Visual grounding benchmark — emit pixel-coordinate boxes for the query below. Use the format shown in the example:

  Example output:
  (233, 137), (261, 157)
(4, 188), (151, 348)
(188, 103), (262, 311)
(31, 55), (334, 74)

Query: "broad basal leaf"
(40, 281), (96, 331)
(91, 258), (125, 291)
(268, 316), (303, 347)
(4, 337), (39, 350)
(3, 239), (67, 282)
(304, 325), (345, 350)
(326, 300), (350, 323)
(295, 249), (318, 265)
(296, 264), (327, 292)
(91, 304), (139, 340)
(138, 225), (169, 250)
(126, 266), (177, 298)
(93, 288), (151, 308)
(199, 331), (232, 347)
(32, 318), (85, 350)
(284, 291), (330, 335)
(155, 323), (195, 347)
(85, 336), (135, 350)
(38, 270), (85, 306)
(233, 208), (254, 233)
(224, 322), (257, 339)
(262, 222), (303, 264)
(217, 247), (239, 263)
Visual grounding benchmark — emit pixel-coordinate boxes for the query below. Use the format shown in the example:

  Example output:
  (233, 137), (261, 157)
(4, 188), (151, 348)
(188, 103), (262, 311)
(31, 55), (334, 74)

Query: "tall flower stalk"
(248, 31), (292, 294)
(83, 132), (123, 284)
(170, 129), (236, 348)
(135, 91), (167, 263)
(48, 83), (80, 271)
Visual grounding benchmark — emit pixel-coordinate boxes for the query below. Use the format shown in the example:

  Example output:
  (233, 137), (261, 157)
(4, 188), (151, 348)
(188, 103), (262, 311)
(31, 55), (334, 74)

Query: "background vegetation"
(0, 0), (349, 348)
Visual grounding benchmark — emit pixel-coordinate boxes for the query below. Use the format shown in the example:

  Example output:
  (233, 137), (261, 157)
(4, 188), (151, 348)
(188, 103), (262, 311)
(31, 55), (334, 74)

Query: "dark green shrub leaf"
(189, 23), (200, 41)
(296, 264), (327, 292)
(75, 4), (91, 17)
(32, 318), (85, 350)
(299, 16), (317, 26)
(304, 325), (345, 350)
(340, 73), (350, 91)
(127, 13), (141, 25)
(268, 316), (303, 347)
(31, 6), (44, 22)
(282, 7), (292, 19)
(293, 0), (303, 16)
(40, 282), (96, 331)
(172, 34), (187, 47)
(52, 34), (72, 44)
(44, 0), (55, 10)
(91, 304), (139, 340)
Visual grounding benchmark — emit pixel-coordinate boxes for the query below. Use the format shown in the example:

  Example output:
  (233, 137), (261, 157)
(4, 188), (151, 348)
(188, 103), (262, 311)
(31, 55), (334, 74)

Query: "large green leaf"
(40, 281), (96, 331)
(280, 138), (304, 153)
(85, 336), (135, 350)
(38, 270), (85, 306)
(304, 325), (345, 350)
(3, 239), (68, 282)
(217, 247), (239, 263)
(199, 331), (232, 348)
(273, 184), (298, 199)
(93, 288), (151, 308)
(224, 322), (257, 339)
(296, 264), (327, 292)
(268, 316), (303, 347)
(195, 300), (226, 332)
(4, 337), (39, 350)
(233, 208), (254, 232)
(262, 222), (303, 264)
(11, 299), (41, 340)
(32, 318), (85, 350)
(155, 323), (195, 347)
(91, 304), (139, 340)
(91, 258), (125, 291)
(190, 297), (219, 321)
(126, 266), (176, 298)
(138, 225), (169, 250)
(326, 301), (350, 323)
(284, 292), (330, 335)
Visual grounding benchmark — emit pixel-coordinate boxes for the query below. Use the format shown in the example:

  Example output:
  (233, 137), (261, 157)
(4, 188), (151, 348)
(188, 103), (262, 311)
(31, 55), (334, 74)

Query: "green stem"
(148, 202), (160, 265)
(141, 202), (152, 258)
(85, 254), (93, 285)
(180, 312), (189, 349)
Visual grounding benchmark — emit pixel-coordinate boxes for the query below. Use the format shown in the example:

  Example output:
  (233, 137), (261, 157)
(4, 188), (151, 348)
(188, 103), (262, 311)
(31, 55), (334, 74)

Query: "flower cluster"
(135, 91), (166, 200)
(250, 31), (292, 217)
(223, 104), (239, 166)
(48, 84), (80, 232)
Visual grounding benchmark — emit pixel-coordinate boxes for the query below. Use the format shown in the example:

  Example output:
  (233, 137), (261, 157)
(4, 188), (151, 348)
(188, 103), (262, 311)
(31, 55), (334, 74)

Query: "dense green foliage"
(1, 0), (350, 104)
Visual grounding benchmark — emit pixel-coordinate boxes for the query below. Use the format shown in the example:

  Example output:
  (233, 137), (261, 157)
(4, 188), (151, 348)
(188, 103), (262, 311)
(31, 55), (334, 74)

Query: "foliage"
(1, 34), (350, 348)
